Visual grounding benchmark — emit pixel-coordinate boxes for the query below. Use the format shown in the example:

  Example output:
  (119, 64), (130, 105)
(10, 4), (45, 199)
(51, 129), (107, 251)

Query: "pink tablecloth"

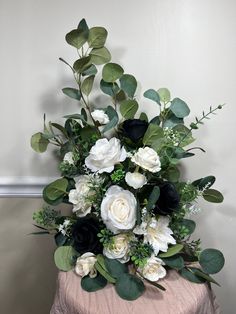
(50, 270), (220, 314)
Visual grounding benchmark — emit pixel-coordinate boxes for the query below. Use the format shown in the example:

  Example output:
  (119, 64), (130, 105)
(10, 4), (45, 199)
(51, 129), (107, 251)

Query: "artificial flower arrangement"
(31, 19), (225, 301)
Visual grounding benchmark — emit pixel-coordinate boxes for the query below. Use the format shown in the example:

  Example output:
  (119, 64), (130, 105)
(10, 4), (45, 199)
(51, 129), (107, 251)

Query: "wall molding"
(0, 176), (58, 198)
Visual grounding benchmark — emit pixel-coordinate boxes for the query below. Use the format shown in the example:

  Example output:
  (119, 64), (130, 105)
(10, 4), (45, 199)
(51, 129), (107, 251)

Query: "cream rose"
(103, 233), (130, 263)
(69, 175), (94, 216)
(139, 256), (166, 282)
(63, 152), (74, 164)
(131, 147), (161, 173)
(91, 109), (110, 125)
(75, 252), (97, 278)
(125, 172), (147, 189)
(101, 185), (137, 234)
(85, 138), (127, 173)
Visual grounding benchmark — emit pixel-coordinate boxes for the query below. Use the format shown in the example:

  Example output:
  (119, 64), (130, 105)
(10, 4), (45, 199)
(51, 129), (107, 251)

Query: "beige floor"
(0, 198), (58, 314)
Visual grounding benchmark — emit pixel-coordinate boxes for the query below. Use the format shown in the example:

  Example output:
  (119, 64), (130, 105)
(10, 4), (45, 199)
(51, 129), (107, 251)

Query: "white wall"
(0, 0), (236, 313)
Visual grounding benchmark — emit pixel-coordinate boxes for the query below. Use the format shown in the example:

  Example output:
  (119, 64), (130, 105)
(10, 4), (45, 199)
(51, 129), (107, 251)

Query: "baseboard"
(0, 176), (58, 198)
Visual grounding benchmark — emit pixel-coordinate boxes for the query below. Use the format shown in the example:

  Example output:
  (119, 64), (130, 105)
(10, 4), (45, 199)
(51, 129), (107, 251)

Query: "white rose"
(75, 252), (97, 278)
(144, 216), (176, 255)
(139, 256), (166, 282)
(101, 185), (137, 234)
(125, 172), (147, 189)
(103, 234), (130, 263)
(63, 152), (74, 165)
(69, 175), (94, 216)
(131, 147), (161, 173)
(85, 138), (127, 173)
(91, 109), (110, 125)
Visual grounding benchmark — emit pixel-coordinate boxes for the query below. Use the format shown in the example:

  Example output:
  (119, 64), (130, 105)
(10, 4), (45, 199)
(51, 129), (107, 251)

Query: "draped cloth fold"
(50, 270), (220, 314)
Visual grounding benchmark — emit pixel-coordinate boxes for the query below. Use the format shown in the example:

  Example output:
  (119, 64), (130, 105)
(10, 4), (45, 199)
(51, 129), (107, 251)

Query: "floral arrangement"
(31, 19), (225, 300)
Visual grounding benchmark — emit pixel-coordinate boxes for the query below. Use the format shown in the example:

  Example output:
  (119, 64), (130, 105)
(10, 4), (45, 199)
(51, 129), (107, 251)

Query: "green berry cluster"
(59, 161), (78, 177)
(97, 228), (114, 247)
(33, 206), (60, 227)
(111, 169), (126, 183)
(130, 242), (153, 268)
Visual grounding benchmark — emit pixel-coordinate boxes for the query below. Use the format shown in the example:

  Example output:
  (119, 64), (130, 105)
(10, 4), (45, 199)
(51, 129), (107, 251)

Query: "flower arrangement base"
(50, 270), (219, 314)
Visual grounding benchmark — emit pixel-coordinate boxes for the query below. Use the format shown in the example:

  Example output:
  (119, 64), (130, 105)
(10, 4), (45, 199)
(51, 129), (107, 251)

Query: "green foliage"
(33, 206), (60, 227)
(104, 258), (128, 279)
(31, 132), (49, 153)
(159, 244), (184, 258)
(170, 98), (190, 118)
(102, 63), (124, 82)
(143, 89), (161, 104)
(97, 228), (114, 247)
(62, 87), (81, 100)
(172, 124), (195, 147)
(157, 88), (171, 103)
(115, 274), (145, 300)
(120, 99), (138, 119)
(88, 27), (108, 48)
(199, 249), (225, 274)
(130, 242), (153, 267)
(100, 80), (119, 96)
(179, 267), (206, 284)
(95, 258), (116, 284)
(43, 178), (68, 205)
(54, 246), (77, 271)
(102, 106), (119, 133)
(81, 75), (95, 96)
(139, 112), (148, 122)
(163, 165), (180, 182)
(120, 74), (137, 98)
(73, 56), (91, 73)
(192, 176), (216, 190)
(59, 161), (78, 178)
(90, 47), (111, 65)
(202, 189), (224, 203)
(110, 169), (125, 182)
(81, 274), (107, 292)
(146, 186), (160, 211)
(162, 255), (184, 270)
(142, 124), (164, 147)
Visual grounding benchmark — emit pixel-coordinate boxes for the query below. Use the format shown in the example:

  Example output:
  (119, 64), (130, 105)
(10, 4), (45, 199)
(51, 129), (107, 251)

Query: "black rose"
(154, 182), (180, 215)
(72, 216), (103, 254)
(122, 119), (148, 143)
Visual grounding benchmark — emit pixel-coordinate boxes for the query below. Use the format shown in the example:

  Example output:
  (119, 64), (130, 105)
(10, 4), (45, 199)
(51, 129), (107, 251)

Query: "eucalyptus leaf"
(65, 29), (87, 49)
(179, 267), (206, 284)
(192, 268), (220, 286)
(157, 88), (171, 103)
(164, 165), (180, 182)
(63, 113), (87, 124)
(170, 98), (190, 118)
(159, 244), (184, 258)
(54, 246), (77, 271)
(150, 116), (160, 125)
(88, 27), (108, 48)
(90, 47), (111, 65)
(102, 106), (119, 133)
(81, 274), (107, 292)
(139, 112), (148, 122)
(31, 132), (49, 153)
(115, 274), (145, 301)
(95, 261), (116, 283)
(192, 176), (216, 190)
(104, 258), (128, 279)
(43, 178), (68, 205)
(50, 123), (68, 138)
(162, 255), (184, 270)
(203, 189), (224, 203)
(144, 89), (160, 104)
(73, 56), (91, 73)
(102, 63), (124, 83)
(82, 64), (98, 76)
(120, 74), (137, 98)
(62, 87), (81, 101)
(100, 80), (119, 96)
(181, 219), (196, 235)
(143, 124), (164, 146)
(120, 99), (138, 119)
(199, 248), (225, 274)
(81, 75), (95, 96)
(77, 18), (89, 35)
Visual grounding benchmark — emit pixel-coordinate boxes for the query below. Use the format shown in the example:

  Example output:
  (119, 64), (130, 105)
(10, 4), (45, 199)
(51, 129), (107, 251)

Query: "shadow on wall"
(0, 198), (58, 314)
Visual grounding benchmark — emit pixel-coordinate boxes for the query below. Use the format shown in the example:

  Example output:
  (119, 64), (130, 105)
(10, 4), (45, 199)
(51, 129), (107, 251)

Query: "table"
(50, 270), (220, 314)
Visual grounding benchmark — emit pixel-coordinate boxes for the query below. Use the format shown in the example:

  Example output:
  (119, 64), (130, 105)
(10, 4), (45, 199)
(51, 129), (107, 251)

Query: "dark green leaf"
(120, 99), (138, 119)
(81, 274), (107, 292)
(146, 186), (160, 211)
(203, 189), (224, 203)
(115, 273), (145, 300)
(62, 87), (81, 101)
(181, 219), (196, 235)
(170, 98), (190, 118)
(82, 64), (98, 76)
(90, 47), (111, 65)
(192, 176), (216, 190)
(144, 89), (160, 104)
(65, 28), (88, 49)
(164, 165), (180, 182)
(143, 124), (164, 146)
(179, 267), (206, 283)
(50, 123), (68, 138)
(102, 63), (124, 83)
(31, 132), (49, 153)
(102, 106), (119, 133)
(162, 255), (184, 270)
(100, 79), (119, 96)
(63, 113), (88, 124)
(192, 268), (220, 286)
(120, 74), (137, 98)
(43, 178), (68, 205)
(199, 248), (225, 274)
(88, 27), (108, 48)
(150, 116), (160, 125)
(77, 19), (89, 36)
(104, 258), (128, 279)
(95, 261), (116, 283)
(54, 232), (67, 247)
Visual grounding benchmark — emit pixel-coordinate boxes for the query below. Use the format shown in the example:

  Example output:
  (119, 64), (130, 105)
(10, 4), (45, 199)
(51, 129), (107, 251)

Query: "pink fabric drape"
(50, 270), (220, 314)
